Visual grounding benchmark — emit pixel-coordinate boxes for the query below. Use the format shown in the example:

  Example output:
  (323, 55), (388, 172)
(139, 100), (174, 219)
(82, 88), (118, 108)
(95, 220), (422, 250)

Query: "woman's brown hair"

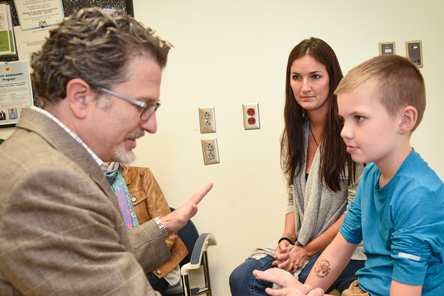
(281, 37), (356, 191)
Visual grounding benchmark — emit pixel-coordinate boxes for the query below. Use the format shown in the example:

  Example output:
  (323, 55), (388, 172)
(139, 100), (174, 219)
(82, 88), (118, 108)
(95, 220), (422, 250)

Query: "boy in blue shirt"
(253, 55), (444, 296)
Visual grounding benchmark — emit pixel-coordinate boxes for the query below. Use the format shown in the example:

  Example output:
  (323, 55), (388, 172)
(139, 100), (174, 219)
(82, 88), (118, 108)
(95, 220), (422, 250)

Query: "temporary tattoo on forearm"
(314, 260), (331, 278)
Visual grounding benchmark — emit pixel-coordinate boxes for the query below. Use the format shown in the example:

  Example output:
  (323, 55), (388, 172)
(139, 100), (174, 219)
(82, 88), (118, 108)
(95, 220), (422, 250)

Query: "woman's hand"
(273, 240), (295, 272)
(288, 245), (310, 272)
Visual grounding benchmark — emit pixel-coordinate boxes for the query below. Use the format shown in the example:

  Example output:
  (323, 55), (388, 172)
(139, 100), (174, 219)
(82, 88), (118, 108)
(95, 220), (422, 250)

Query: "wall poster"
(0, 60), (33, 126)
(0, 0), (134, 127)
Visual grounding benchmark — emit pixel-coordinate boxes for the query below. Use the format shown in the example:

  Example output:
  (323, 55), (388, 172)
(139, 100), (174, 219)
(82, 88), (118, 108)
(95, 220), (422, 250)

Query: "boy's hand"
(253, 268), (326, 296)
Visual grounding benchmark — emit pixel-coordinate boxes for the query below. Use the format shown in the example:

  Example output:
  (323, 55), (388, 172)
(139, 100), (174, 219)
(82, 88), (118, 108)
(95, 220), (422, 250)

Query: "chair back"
(167, 208), (214, 296)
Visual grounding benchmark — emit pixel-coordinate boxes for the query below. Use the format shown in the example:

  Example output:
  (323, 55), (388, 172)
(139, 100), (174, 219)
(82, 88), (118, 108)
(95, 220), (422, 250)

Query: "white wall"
(129, 1), (444, 294)
(1, 1), (443, 295)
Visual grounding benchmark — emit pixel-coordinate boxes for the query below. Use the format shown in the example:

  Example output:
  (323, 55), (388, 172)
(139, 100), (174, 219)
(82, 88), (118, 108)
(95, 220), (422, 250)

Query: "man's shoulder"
(0, 124), (96, 187)
(1, 127), (62, 162)
(0, 130), (80, 182)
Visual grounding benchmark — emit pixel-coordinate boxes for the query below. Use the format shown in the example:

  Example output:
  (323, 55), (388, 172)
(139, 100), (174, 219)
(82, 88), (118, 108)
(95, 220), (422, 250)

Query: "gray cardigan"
(252, 120), (365, 265)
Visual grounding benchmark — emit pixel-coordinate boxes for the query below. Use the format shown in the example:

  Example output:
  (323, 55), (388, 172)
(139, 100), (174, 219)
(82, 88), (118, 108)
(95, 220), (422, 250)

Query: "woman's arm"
(274, 212), (297, 270)
(283, 212), (297, 242)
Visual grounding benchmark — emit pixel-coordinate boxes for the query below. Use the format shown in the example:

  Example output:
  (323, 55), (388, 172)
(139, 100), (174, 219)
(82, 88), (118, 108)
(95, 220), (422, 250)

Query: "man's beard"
(115, 148), (136, 163)
(114, 130), (144, 163)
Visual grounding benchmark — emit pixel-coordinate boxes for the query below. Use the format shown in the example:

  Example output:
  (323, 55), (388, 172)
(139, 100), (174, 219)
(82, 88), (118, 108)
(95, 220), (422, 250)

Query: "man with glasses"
(0, 7), (212, 296)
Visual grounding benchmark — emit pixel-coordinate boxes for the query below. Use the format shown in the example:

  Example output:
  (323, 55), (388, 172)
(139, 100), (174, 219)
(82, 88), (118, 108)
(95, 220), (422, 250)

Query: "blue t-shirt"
(340, 149), (444, 296)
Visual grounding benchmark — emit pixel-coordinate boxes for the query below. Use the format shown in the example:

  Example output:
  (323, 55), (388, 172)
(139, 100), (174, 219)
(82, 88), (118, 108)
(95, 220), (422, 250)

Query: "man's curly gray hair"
(31, 7), (171, 107)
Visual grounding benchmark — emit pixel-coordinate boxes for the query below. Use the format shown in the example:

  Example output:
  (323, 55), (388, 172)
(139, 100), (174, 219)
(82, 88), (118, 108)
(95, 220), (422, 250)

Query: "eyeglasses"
(98, 87), (160, 121)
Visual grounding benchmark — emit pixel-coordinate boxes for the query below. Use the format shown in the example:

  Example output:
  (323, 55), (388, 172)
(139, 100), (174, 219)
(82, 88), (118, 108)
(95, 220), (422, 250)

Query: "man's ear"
(399, 106), (417, 134)
(65, 78), (94, 119)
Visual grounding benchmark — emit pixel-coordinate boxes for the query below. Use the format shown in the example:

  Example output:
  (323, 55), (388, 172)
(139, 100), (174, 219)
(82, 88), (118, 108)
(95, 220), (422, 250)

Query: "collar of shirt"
(31, 106), (109, 173)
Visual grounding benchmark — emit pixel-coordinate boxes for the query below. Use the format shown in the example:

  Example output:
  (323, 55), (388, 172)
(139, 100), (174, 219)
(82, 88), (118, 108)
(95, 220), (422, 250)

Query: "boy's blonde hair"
(335, 55), (425, 131)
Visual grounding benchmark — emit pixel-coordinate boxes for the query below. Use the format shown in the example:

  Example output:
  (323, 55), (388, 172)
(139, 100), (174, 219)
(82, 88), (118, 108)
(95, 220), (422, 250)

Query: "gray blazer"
(0, 108), (170, 295)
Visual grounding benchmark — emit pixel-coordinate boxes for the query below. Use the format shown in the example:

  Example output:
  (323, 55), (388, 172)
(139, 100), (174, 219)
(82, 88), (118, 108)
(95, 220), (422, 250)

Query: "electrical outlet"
(379, 42), (395, 56)
(406, 40), (423, 68)
(242, 103), (260, 130)
(199, 106), (216, 133)
(201, 138), (220, 165)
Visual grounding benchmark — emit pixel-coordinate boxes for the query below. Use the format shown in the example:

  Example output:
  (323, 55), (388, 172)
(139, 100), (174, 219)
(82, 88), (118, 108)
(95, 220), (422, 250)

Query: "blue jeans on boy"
(229, 254), (365, 296)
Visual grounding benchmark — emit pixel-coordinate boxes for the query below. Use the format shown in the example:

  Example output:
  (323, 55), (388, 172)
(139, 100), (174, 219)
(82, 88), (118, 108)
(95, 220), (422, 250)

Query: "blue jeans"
(229, 254), (365, 296)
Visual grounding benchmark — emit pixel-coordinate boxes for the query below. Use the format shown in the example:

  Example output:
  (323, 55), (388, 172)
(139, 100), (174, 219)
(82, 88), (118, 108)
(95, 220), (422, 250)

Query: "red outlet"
(242, 103), (260, 130)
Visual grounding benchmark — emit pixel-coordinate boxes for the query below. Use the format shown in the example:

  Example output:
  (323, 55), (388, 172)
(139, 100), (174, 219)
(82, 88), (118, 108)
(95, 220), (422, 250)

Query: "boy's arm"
(299, 214), (345, 259)
(303, 233), (357, 292)
(390, 280), (422, 296)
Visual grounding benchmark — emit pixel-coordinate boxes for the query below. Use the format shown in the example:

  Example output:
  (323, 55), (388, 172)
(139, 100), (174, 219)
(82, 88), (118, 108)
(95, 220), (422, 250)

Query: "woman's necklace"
(309, 123), (319, 147)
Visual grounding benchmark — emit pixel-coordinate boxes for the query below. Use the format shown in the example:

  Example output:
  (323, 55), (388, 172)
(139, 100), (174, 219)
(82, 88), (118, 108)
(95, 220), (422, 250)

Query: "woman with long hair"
(229, 37), (366, 295)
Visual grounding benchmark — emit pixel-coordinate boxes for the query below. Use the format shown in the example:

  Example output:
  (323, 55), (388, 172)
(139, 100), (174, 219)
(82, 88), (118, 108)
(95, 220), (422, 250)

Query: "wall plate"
(242, 103), (260, 130)
(201, 138), (220, 165)
(199, 106), (216, 133)
(379, 42), (395, 55)
(406, 40), (423, 68)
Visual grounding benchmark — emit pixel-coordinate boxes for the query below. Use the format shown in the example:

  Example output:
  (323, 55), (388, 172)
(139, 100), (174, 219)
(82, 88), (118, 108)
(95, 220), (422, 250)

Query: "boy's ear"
(399, 106), (417, 134)
(65, 78), (95, 119)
